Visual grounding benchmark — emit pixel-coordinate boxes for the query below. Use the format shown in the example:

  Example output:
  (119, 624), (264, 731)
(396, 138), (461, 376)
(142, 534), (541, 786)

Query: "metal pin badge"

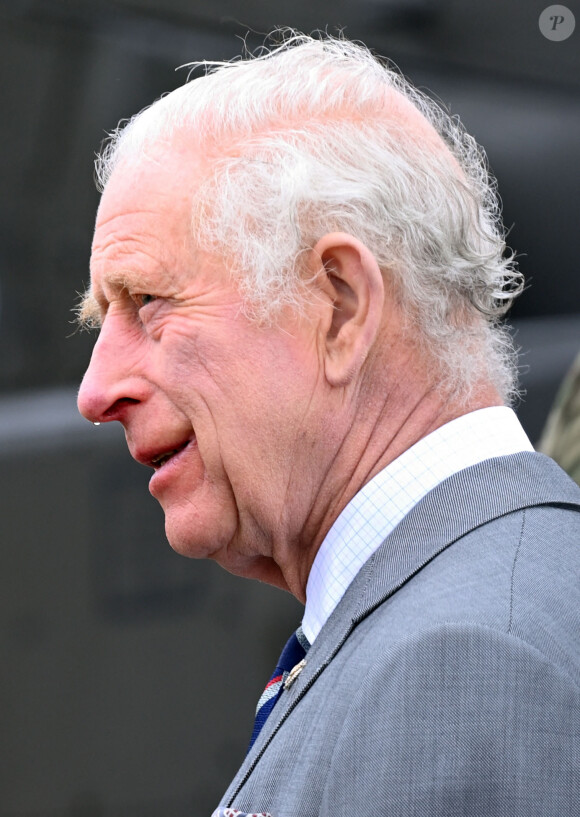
(284, 658), (306, 690)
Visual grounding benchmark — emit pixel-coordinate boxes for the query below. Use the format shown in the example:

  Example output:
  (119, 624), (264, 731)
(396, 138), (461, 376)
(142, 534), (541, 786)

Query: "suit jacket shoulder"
(221, 453), (580, 817)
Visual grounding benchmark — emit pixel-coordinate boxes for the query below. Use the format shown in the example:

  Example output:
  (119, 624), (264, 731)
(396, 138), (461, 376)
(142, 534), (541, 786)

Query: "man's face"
(77, 150), (331, 588)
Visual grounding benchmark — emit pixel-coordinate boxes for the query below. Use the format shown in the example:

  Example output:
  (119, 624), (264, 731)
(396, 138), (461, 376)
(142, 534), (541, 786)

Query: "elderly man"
(77, 34), (579, 817)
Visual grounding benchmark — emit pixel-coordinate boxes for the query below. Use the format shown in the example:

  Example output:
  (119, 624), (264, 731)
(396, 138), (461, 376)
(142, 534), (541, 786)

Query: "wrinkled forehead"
(95, 143), (205, 226)
(81, 147), (211, 327)
(89, 149), (204, 290)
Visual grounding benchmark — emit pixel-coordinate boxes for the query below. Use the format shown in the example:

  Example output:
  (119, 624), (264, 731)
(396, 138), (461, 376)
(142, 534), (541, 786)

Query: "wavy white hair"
(95, 33), (523, 403)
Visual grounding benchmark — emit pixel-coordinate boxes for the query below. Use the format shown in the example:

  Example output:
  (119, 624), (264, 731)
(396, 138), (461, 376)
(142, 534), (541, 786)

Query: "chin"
(164, 511), (278, 586)
(161, 503), (235, 562)
(164, 522), (218, 560)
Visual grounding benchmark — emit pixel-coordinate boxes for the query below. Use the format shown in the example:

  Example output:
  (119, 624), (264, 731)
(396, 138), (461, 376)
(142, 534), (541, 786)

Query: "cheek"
(159, 321), (319, 455)
(156, 330), (245, 473)
(157, 326), (211, 396)
(161, 323), (253, 399)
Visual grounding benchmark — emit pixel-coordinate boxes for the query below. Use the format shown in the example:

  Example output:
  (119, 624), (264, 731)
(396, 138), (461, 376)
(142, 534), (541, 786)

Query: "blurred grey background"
(0, 1), (578, 815)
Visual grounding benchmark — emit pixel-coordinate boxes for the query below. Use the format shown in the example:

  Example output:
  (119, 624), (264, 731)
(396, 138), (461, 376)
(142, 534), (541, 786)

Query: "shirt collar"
(302, 406), (533, 644)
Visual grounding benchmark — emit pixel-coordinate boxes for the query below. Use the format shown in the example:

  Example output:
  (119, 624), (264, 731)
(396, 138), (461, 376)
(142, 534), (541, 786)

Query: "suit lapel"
(225, 453), (580, 805)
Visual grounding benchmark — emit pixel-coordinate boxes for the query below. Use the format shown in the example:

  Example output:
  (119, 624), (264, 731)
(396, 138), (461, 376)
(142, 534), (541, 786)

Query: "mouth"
(134, 437), (194, 471)
(150, 441), (191, 469)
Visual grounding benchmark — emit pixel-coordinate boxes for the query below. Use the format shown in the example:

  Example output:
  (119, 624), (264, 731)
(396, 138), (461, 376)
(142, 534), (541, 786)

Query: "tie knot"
(275, 626), (310, 675)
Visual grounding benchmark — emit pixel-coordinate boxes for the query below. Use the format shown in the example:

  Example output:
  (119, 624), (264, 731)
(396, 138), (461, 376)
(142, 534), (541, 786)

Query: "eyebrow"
(75, 288), (103, 330)
(75, 268), (141, 330)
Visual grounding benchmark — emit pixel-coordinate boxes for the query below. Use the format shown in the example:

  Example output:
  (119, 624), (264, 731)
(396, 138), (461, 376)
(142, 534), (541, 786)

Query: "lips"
(132, 437), (194, 470)
(150, 441), (190, 469)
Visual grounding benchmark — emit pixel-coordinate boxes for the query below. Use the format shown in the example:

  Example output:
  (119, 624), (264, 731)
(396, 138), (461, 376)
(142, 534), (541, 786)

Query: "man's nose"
(77, 321), (147, 425)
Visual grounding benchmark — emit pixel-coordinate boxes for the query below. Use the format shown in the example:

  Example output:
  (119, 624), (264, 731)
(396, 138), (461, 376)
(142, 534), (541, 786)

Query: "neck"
(280, 369), (503, 602)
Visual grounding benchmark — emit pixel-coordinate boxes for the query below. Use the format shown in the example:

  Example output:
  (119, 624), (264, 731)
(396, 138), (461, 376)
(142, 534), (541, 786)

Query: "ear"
(311, 232), (385, 387)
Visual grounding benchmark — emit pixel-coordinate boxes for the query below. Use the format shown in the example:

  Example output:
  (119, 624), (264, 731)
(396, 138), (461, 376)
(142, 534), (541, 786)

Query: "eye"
(130, 293), (158, 311)
(129, 293), (161, 328)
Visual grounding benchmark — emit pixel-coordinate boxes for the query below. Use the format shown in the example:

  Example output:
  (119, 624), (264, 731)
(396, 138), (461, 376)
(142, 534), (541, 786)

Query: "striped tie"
(248, 626), (310, 752)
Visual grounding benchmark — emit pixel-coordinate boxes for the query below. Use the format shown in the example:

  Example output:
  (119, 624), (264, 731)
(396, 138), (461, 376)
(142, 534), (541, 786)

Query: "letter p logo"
(539, 5), (576, 40)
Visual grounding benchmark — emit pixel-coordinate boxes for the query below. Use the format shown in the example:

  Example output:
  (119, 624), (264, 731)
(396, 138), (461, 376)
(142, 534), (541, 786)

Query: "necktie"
(248, 625), (310, 752)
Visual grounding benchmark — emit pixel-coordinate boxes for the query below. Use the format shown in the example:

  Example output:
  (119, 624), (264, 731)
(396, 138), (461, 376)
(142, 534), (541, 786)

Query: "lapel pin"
(284, 658), (306, 689)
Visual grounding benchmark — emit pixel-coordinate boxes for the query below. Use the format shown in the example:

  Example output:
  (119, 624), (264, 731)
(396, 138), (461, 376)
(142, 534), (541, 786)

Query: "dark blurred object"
(538, 350), (580, 485)
(511, 315), (580, 443)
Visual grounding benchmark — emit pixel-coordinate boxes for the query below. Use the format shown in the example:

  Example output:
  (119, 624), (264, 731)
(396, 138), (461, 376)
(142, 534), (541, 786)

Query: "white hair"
(95, 32), (523, 403)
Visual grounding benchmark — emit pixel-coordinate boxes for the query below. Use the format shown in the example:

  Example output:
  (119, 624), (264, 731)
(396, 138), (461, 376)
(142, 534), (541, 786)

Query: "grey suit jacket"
(219, 453), (580, 816)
